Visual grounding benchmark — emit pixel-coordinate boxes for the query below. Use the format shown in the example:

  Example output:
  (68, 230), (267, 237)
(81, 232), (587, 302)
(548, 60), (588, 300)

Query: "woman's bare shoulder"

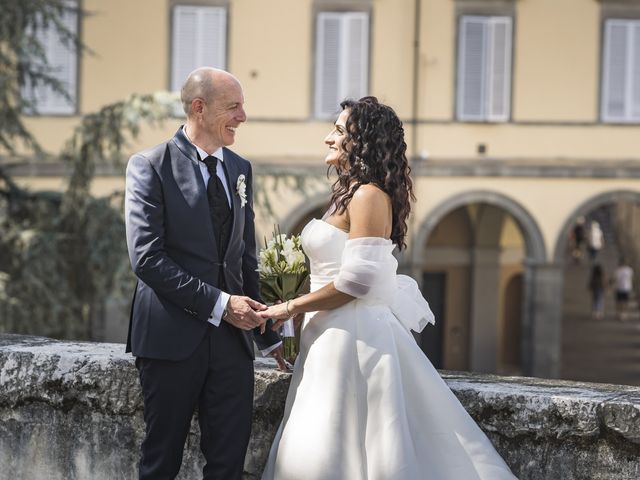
(348, 184), (392, 237)
(351, 183), (390, 205)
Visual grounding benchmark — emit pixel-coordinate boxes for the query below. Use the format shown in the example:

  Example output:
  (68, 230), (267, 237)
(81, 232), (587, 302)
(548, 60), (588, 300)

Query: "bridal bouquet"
(257, 226), (309, 362)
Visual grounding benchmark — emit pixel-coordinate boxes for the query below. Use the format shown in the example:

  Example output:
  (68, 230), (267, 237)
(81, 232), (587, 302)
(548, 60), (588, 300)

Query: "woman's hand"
(259, 302), (290, 322)
(271, 312), (304, 332)
(259, 298), (306, 334)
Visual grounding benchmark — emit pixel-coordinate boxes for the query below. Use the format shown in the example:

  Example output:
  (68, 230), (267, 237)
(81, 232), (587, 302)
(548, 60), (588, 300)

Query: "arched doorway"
(555, 190), (640, 386)
(413, 191), (546, 375)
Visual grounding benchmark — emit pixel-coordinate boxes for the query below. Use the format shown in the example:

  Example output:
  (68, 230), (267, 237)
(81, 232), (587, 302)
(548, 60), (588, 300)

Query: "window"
(456, 15), (512, 122)
(602, 19), (640, 123)
(23, 1), (78, 115)
(171, 5), (227, 93)
(314, 11), (369, 118)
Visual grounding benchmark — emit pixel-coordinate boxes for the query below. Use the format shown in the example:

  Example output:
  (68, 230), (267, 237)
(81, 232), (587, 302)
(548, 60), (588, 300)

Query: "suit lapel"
(170, 128), (217, 251)
(221, 148), (241, 258)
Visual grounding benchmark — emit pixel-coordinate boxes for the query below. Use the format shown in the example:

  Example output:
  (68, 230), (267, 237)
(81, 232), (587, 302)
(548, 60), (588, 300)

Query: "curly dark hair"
(328, 96), (415, 250)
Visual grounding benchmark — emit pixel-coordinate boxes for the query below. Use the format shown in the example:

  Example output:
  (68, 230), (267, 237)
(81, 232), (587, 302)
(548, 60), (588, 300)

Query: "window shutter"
(315, 12), (369, 118)
(487, 17), (512, 121)
(171, 6), (226, 93)
(631, 22), (640, 120)
(26, 1), (78, 115)
(602, 20), (630, 122)
(315, 13), (342, 118)
(343, 12), (369, 102)
(457, 16), (487, 121)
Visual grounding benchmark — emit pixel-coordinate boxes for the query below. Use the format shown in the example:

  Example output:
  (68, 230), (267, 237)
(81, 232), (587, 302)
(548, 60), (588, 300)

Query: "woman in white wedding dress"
(259, 97), (517, 480)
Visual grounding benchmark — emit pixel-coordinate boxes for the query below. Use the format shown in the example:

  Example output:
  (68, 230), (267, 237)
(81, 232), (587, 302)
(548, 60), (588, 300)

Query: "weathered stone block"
(1, 334), (640, 479)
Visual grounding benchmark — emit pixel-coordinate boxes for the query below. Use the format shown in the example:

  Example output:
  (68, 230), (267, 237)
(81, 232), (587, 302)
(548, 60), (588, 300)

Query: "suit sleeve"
(241, 163), (281, 350)
(125, 153), (219, 320)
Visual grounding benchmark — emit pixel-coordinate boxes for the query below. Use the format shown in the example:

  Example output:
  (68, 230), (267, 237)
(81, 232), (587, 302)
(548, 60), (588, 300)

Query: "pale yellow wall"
(426, 208), (471, 248)
(82, 0), (169, 111)
(513, 0), (600, 121)
(416, 123), (640, 160)
(500, 215), (524, 248)
(370, 0), (415, 118)
(420, 0), (455, 120)
(231, 0), (312, 119)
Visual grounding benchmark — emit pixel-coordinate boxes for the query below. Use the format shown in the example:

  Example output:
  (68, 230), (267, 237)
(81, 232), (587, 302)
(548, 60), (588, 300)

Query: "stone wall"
(0, 334), (639, 479)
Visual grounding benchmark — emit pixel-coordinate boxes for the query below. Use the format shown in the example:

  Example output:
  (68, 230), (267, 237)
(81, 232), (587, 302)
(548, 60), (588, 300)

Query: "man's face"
(202, 78), (247, 148)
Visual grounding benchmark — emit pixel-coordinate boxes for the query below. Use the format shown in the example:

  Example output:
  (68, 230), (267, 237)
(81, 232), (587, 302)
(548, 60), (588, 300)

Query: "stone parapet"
(0, 334), (639, 479)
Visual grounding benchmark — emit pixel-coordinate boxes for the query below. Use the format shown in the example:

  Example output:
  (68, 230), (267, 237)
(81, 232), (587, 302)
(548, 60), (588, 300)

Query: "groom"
(125, 67), (283, 479)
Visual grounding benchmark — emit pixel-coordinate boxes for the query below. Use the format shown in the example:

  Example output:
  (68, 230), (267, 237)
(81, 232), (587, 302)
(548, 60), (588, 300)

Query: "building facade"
(7, 0), (640, 379)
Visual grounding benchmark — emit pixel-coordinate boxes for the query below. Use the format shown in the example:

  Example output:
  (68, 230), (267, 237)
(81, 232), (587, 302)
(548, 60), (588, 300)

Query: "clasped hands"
(224, 296), (302, 332)
(224, 295), (299, 371)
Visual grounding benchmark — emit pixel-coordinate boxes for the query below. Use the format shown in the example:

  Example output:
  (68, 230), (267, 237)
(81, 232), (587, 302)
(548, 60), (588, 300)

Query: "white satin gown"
(261, 219), (517, 480)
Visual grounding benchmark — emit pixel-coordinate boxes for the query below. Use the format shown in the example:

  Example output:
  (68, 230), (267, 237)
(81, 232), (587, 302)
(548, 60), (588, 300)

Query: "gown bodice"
(300, 218), (349, 290)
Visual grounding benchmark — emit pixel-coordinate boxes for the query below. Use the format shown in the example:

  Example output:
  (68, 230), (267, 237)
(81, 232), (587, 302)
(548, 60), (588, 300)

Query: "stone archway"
(554, 190), (640, 385)
(412, 191), (551, 377)
(553, 190), (640, 263)
(413, 191), (546, 265)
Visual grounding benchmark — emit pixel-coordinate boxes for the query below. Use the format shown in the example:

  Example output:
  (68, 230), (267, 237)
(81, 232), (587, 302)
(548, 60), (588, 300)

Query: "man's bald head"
(180, 67), (240, 116)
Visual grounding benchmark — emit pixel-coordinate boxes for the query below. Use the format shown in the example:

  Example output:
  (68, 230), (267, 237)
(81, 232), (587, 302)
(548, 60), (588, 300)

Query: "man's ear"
(191, 98), (205, 115)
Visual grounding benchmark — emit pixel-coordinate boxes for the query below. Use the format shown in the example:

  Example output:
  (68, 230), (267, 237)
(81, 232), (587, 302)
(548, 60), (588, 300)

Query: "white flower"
(282, 240), (295, 265)
(236, 174), (247, 208)
(257, 229), (308, 278)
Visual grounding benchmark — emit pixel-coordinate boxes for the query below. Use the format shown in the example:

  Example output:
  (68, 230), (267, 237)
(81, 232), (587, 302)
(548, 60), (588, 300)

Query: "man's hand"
(224, 295), (267, 330)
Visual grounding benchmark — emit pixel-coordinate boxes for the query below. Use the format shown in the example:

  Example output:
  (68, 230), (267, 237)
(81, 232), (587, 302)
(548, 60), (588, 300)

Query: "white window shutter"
(171, 6), (227, 93)
(457, 16), (487, 121)
(315, 13), (342, 118)
(172, 7), (198, 93)
(343, 12), (369, 102)
(25, 1), (78, 115)
(315, 12), (369, 118)
(631, 22), (640, 120)
(487, 17), (512, 121)
(602, 20), (630, 122)
(199, 8), (226, 71)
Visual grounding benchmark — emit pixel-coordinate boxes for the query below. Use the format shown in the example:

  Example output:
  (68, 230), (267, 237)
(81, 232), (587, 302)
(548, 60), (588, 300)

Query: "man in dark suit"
(125, 67), (283, 480)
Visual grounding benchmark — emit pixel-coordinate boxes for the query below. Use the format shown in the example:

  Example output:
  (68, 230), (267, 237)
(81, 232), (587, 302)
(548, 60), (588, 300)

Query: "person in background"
(571, 216), (585, 262)
(588, 264), (606, 320)
(613, 258), (634, 321)
(587, 220), (604, 261)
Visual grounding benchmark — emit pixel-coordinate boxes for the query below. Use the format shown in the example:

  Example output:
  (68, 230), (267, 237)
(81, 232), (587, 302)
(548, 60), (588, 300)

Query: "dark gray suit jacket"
(124, 127), (279, 361)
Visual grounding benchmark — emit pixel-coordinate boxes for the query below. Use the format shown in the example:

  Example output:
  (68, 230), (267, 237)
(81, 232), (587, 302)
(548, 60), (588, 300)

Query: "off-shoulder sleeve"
(333, 237), (397, 299)
(333, 237), (436, 333)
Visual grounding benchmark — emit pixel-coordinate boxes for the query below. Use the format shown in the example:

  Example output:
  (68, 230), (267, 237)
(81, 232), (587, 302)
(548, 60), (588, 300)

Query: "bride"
(258, 96), (517, 480)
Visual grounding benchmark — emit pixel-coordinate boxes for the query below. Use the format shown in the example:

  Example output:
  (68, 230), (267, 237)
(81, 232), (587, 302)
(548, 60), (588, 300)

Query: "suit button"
(223, 261), (227, 268)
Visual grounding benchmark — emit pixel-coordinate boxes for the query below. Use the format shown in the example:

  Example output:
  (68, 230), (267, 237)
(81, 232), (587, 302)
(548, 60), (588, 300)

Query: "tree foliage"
(0, 93), (176, 338)
(0, 0), (84, 154)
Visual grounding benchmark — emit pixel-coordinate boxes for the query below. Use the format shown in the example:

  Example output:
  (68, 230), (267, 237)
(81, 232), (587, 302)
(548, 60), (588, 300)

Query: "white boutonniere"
(236, 174), (247, 208)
